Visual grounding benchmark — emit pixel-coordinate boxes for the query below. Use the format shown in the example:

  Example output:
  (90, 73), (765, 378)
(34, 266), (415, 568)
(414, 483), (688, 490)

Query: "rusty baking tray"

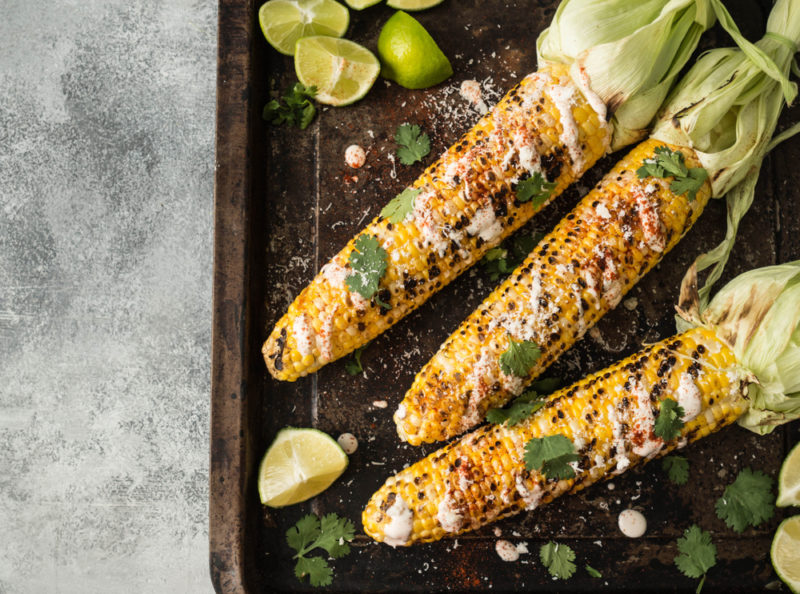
(211, 0), (800, 591)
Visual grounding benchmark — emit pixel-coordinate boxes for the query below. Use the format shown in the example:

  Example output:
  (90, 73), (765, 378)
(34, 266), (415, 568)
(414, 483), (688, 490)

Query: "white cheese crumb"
(336, 433), (358, 455)
(618, 509), (647, 538)
(459, 79), (488, 114)
(623, 297), (638, 311)
(372, 400), (388, 409)
(495, 539), (521, 562)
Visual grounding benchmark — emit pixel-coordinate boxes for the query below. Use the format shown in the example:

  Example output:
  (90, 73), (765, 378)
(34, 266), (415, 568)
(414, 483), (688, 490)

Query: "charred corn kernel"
(395, 138), (712, 444)
(263, 64), (612, 381)
(364, 327), (749, 545)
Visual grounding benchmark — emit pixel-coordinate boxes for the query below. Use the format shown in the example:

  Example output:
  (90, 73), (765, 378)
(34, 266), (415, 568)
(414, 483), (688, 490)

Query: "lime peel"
(771, 515), (800, 593)
(258, 0), (350, 56)
(777, 441), (800, 507)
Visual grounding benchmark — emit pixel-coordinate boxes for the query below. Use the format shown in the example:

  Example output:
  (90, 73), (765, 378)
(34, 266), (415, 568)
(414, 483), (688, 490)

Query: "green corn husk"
(677, 261), (800, 434)
(537, 0), (715, 150)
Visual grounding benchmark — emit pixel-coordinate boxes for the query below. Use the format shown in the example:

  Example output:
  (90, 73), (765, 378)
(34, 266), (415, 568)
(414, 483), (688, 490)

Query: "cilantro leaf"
(286, 513), (355, 587)
(395, 123), (430, 165)
(585, 565), (602, 578)
(499, 333), (541, 377)
(480, 232), (541, 281)
(529, 377), (560, 393)
(486, 390), (546, 426)
(636, 145), (707, 201)
(515, 172), (556, 208)
(654, 398), (685, 441)
(715, 468), (774, 532)
(662, 455), (689, 486)
(675, 524), (716, 593)
(345, 344), (367, 375)
(263, 83), (317, 130)
(540, 541), (576, 579)
(381, 188), (421, 223)
(524, 434), (579, 480)
(346, 235), (388, 303)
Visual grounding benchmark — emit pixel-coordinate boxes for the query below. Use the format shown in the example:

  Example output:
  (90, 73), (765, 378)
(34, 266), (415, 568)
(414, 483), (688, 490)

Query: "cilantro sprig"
(263, 83), (317, 130)
(345, 344), (367, 376)
(674, 524), (717, 594)
(524, 434), (579, 480)
(585, 565), (602, 578)
(662, 455), (689, 485)
(346, 235), (389, 306)
(381, 187), (421, 223)
(499, 333), (541, 377)
(540, 541), (576, 580)
(395, 124), (430, 165)
(480, 232), (542, 282)
(636, 146), (708, 201)
(715, 467), (774, 532)
(486, 390), (546, 426)
(287, 513), (355, 587)
(654, 398), (685, 441)
(515, 172), (556, 208)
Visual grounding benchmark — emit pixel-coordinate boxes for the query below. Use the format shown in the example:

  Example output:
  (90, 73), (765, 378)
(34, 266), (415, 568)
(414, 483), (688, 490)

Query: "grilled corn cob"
(264, 64), (611, 380)
(395, 138), (711, 444)
(365, 326), (750, 545)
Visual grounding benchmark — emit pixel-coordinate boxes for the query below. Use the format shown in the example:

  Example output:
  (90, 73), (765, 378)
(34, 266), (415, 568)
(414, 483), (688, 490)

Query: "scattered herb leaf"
(381, 187), (421, 223)
(395, 123), (430, 165)
(480, 232), (542, 281)
(674, 524), (716, 594)
(662, 455), (690, 485)
(286, 513), (355, 587)
(540, 541), (576, 580)
(585, 565), (602, 578)
(654, 398), (685, 441)
(515, 172), (557, 208)
(636, 145), (707, 200)
(263, 83), (317, 130)
(524, 434), (579, 480)
(715, 468), (774, 532)
(499, 333), (541, 377)
(345, 235), (388, 304)
(528, 377), (560, 393)
(486, 390), (546, 426)
(345, 344), (368, 376)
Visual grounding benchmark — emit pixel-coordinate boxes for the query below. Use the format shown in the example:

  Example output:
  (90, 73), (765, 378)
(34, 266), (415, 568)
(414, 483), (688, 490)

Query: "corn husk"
(677, 261), (800, 434)
(536, 0), (715, 151)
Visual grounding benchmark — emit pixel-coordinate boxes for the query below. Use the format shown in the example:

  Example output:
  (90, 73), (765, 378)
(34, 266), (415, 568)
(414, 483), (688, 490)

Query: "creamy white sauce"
(608, 404), (629, 474)
(395, 403), (407, 420)
(336, 432), (358, 454)
(515, 474), (543, 510)
(575, 66), (608, 124)
(634, 188), (664, 253)
(495, 539), (526, 562)
(618, 509), (647, 538)
(629, 378), (662, 458)
(601, 251), (622, 307)
(595, 203), (611, 219)
(412, 189), (450, 257)
(676, 373), (702, 422)
(318, 306), (337, 362)
(321, 260), (369, 309)
(384, 496), (413, 547)
(344, 144), (366, 169)
(548, 83), (585, 174)
(460, 79), (488, 114)
(466, 205), (503, 243)
(437, 490), (465, 533)
(292, 314), (315, 357)
(512, 129), (542, 177)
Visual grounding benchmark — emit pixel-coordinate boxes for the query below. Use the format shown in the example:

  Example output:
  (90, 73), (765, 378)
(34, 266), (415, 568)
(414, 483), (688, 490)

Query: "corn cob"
(263, 64), (611, 381)
(364, 326), (750, 545)
(395, 138), (711, 444)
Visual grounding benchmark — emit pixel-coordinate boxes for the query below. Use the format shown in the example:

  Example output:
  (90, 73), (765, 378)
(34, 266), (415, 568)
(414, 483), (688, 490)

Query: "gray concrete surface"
(1, 0), (216, 591)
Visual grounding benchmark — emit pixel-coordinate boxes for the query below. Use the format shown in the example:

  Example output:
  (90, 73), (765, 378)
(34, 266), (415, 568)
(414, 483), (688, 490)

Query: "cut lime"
(387, 0), (444, 10)
(258, 427), (349, 507)
(345, 0), (382, 9)
(258, 0), (350, 56)
(295, 36), (380, 105)
(777, 441), (800, 507)
(771, 515), (800, 593)
(377, 10), (453, 89)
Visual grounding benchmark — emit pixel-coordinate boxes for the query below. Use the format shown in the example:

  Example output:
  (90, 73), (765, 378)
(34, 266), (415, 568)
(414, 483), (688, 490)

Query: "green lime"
(258, 0), (350, 56)
(377, 11), (453, 89)
(777, 441), (800, 507)
(387, 0), (444, 10)
(295, 36), (380, 105)
(771, 515), (800, 593)
(345, 0), (382, 9)
(257, 427), (349, 507)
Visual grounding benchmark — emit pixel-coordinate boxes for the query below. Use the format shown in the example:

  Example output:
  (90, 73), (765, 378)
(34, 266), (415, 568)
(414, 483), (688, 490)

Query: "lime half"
(295, 36), (380, 105)
(345, 0), (382, 9)
(258, 0), (350, 56)
(777, 441), (800, 507)
(258, 427), (349, 507)
(387, 0), (444, 10)
(772, 515), (800, 593)
(377, 10), (452, 89)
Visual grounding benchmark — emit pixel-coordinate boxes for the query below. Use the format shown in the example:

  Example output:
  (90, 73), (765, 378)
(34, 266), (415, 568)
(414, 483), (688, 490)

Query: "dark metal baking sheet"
(211, 0), (800, 591)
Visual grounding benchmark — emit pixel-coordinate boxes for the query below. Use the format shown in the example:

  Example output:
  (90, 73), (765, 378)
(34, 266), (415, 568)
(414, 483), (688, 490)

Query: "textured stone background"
(1, 0), (216, 591)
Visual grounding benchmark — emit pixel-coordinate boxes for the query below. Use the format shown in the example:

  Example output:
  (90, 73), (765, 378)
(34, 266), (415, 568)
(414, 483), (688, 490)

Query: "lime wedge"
(772, 515), (800, 593)
(345, 0), (382, 9)
(777, 441), (800, 507)
(258, 0), (350, 56)
(387, 0), (444, 10)
(258, 427), (349, 507)
(295, 36), (380, 105)
(377, 10), (453, 89)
